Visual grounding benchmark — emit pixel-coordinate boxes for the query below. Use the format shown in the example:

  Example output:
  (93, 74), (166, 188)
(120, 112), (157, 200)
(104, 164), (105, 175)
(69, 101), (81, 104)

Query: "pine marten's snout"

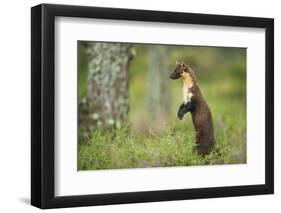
(169, 72), (181, 80)
(169, 64), (182, 79)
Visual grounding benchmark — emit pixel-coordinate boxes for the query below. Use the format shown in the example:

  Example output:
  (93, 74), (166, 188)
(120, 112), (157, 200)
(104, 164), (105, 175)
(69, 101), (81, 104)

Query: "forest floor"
(78, 121), (246, 170)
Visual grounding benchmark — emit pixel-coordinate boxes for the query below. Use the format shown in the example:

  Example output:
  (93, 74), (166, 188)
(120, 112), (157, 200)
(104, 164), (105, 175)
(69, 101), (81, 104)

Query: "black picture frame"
(31, 3), (274, 209)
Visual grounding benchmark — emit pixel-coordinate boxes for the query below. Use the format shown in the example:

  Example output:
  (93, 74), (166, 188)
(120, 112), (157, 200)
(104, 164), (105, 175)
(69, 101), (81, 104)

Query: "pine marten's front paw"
(178, 102), (192, 120)
(177, 109), (185, 120)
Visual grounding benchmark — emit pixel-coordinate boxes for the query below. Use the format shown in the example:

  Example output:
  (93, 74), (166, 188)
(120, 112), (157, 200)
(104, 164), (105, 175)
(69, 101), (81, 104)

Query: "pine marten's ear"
(181, 62), (188, 71)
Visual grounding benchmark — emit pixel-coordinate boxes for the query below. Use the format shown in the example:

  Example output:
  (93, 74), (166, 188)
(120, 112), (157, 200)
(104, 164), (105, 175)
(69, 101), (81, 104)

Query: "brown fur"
(189, 84), (215, 154)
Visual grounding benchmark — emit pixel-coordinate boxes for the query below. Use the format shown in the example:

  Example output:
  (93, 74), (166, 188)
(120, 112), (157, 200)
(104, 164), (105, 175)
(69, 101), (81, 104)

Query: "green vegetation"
(78, 43), (246, 170)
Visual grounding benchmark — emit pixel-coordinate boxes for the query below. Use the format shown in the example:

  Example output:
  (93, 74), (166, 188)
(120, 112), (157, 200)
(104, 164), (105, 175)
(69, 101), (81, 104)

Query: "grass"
(78, 117), (246, 170)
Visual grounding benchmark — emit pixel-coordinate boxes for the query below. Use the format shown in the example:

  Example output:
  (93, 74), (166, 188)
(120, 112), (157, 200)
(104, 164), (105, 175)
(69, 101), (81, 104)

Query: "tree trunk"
(147, 46), (171, 132)
(85, 42), (133, 130)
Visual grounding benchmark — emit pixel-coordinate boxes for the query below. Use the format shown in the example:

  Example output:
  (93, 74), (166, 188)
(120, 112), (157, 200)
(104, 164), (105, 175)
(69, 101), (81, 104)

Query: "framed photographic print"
(31, 3), (274, 209)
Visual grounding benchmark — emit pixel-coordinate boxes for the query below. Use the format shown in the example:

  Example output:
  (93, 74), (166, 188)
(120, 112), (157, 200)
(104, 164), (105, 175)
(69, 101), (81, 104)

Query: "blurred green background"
(78, 42), (246, 170)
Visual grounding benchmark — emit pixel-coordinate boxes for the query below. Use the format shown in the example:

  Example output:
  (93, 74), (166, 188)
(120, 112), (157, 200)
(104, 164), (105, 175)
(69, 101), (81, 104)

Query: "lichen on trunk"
(85, 42), (133, 130)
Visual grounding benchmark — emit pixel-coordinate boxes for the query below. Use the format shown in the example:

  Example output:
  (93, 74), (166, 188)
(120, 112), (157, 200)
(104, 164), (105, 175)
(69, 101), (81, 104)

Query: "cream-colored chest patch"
(182, 72), (194, 104)
(183, 85), (193, 104)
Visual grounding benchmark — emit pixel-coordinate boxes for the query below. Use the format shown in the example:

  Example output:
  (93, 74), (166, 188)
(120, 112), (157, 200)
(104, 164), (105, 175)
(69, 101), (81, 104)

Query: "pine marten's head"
(169, 61), (197, 84)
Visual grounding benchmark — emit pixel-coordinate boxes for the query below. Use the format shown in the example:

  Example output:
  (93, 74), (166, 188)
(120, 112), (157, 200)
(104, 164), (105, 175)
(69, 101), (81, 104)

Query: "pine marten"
(169, 62), (215, 155)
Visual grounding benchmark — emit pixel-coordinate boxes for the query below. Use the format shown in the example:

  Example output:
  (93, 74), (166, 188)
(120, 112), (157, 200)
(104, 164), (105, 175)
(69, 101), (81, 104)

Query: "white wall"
(0, 0), (279, 212)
